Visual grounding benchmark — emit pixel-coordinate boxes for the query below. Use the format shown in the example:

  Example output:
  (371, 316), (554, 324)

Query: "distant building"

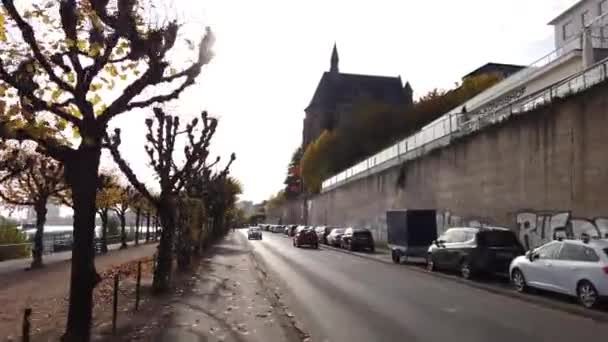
(25, 203), (61, 223)
(302, 44), (413, 147)
(549, 0), (608, 50)
(462, 63), (525, 82)
(236, 200), (255, 218)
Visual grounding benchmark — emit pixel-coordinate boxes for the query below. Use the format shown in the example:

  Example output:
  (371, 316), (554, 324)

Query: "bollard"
(22, 308), (31, 342)
(112, 273), (119, 335)
(135, 261), (142, 311)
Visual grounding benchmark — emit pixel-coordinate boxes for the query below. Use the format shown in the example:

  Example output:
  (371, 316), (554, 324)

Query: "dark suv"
(341, 228), (375, 252)
(426, 227), (524, 279)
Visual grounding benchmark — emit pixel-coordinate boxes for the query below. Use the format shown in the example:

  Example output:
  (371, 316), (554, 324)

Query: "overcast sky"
(100, 0), (581, 206)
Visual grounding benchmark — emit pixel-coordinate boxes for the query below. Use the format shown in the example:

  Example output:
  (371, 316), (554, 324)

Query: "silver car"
(509, 238), (608, 308)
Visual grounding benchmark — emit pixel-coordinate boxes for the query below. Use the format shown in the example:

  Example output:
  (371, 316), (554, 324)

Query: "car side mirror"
(435, 239), (445, 246)
(527, 252), (538, 261)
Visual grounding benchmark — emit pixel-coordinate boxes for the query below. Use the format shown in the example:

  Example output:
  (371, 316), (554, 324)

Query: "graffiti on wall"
(436, 210), (494, 235)
(517, 211), (608, 250)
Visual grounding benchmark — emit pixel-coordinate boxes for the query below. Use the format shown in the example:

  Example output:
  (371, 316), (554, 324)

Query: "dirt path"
(0, 243), (157, 341)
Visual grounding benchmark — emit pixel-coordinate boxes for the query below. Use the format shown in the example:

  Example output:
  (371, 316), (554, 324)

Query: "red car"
(293, 227), (319, 249)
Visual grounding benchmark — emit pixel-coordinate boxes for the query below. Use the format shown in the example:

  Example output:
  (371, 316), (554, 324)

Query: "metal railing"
(322, 30), (608, 192)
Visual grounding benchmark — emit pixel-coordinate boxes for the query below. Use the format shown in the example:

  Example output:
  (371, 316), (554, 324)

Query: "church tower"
(330, 43), (339, 73)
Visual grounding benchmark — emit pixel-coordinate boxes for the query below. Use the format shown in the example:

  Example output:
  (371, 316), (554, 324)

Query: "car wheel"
(426, 254), (435, 272)
(511, 268), (528, 293)
(348, 242), (354, 251)
(577, 280), (599, 309)
(460, 260), (473, 280)
(391, 251), (400, 264)
(370, 246), (375, 253)
(314, 243), (319, 249)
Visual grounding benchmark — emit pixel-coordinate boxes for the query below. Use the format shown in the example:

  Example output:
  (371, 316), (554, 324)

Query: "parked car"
(340, 228), (375, 252)
(247, 227), (262, 240)
(427, 227), (524, 279)
(326, 228), (346, 247)
(293, 227), (319, 248)
(287, 225), (298, 237)
(387, 210), (437, 263)
(314, 226), (337, 244)
(510, 238), (608, 308)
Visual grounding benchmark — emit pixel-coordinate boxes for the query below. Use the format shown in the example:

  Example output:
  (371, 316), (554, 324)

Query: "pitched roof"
(462, 62), (526, 80)
(548, 0), (585, 25)
(306, 72), (405, 112)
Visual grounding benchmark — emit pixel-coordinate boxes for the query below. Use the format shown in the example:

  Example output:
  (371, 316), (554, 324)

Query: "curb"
(302, 236), (608, 322)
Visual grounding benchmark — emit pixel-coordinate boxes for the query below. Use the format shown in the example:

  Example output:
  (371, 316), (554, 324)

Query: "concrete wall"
(298, 81), (608, 250)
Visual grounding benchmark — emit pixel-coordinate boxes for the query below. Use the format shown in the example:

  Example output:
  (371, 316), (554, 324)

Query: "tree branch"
(103, 130), (156, 205)
(2, 0), (76, 93)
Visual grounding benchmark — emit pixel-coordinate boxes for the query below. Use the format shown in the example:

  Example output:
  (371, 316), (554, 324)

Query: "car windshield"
(332, 229), (345, 234)
(478, 231), (520, 247)
(354, 231), (371, 238)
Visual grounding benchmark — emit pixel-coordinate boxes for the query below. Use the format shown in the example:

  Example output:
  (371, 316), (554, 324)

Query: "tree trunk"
(153, 197), (176, 293)
(100, 210), (108, 254)
(31, 200), (48, 269)
(119, 213), (127, 249)
(63, 147), (102, 342)
(145, 212), (150, 242)
(134, 208), (140, 246)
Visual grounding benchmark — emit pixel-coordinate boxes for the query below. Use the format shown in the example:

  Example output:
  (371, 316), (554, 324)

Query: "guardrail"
(321, 48), (608, 192)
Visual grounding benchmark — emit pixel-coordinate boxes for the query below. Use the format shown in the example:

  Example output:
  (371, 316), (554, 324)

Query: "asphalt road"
(244, 230), (608, 342)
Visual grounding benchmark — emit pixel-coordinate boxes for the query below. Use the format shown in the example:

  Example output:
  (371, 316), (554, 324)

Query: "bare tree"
(0, 1), (214, 339)
(111, 185), (133, 249)
(0, 146), (68, 269)
(106, 107), (234, 292)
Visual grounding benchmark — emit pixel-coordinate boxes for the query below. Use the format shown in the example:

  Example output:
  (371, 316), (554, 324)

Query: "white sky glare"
(107, 0), (579, 204)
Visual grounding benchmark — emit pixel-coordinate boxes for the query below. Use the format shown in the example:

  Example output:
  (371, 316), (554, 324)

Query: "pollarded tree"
(0, 145), (68, 269)
(106, 107), (235, 293)
(95, 173), (121, 253)
(112, 184), (133, 249)
(0, 1), (214, 339)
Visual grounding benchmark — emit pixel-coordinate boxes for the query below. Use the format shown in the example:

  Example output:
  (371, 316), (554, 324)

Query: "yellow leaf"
(119, 74), (127, 81)
(76, 39), (87, 51)
(0, 84), (7, 97)
(90, 94), (102, 106)
(66, 39), (75, 48)
(0, 12), (6, 42)
(56, 118), (67, 130)
(51, 88), (63, 101)
(95, 104), (108, 117)
(72, 127), (81, 139)
(90, 43), (102, 57)
(69, 106), (82, 118)
(67, 72), (75, 84)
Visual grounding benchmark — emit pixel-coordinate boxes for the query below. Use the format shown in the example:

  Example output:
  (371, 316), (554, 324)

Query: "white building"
(549, 0), (608, 49)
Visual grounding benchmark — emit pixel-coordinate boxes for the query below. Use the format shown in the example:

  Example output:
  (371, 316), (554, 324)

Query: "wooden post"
(22, 308), (31, 342)
(112, 274), (119, 334)
(135, 261), (142, 311)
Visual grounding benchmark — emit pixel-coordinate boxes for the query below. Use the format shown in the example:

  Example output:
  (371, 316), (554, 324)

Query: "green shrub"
(0, 223), (31, 261)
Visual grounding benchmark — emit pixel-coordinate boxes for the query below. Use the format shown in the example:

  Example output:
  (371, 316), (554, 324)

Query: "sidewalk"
(0, 243), (157, 341)
(0, 240), (146, 276)
(111, 232), (301, 342)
